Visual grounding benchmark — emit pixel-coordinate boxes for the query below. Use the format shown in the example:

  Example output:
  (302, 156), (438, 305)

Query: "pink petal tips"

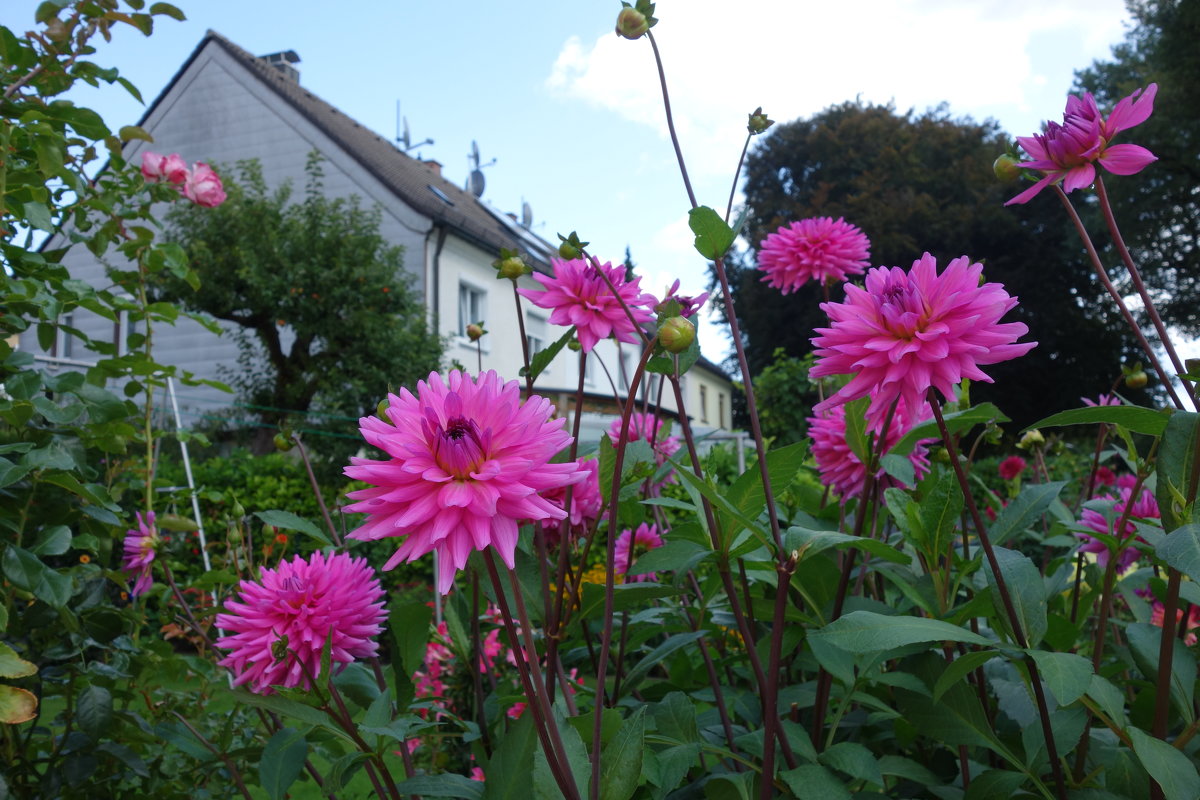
(757, 216), (871, 293)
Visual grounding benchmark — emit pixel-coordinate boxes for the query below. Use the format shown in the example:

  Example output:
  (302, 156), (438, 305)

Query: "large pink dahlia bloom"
(344, 370), (587, 593)
(518, 257), (656, 353)
(1007, 84), (1157, 206)
(614, 522), (664, 583)
(757, 217), (871, 293)
(122, 511), (159, 597)
(810, 253), (1035, 428)
(216, 551), (387, 694)
(808, 392), (931, 501)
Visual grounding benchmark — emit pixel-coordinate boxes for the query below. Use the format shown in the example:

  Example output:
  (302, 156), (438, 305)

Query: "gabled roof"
(140, 30), (554, 267)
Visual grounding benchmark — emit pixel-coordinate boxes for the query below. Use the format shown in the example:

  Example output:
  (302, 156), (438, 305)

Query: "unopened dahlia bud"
(1018, 429), (1045, 450)
(466, 322), (485, 341)
(495, 254), (529, 281)
(993, 154), (1022, 182)
(273, 432), (294, 452)
(616, 6), (650, 39)
(231, 500), (246, 519)
(1125, 369), (1148, 389)
(559, 242), (580, 259)
(659, 316), (695, 354)
(567, 338), (582, 352)
(748, 107), (774, 135)
(376, 397), (391, 419)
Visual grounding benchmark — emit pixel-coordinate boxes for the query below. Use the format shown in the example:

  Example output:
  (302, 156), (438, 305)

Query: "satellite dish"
(521, 201), (533, 229)
(468, 170), (486, 198)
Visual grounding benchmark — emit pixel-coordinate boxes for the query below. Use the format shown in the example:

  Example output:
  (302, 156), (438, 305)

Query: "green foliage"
(159, 157), (444, 460)
(749, 348), (817, 445)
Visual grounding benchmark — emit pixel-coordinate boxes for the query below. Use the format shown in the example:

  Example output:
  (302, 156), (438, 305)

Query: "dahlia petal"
(1104, 83), (1156, 135)
(1061, 164), (1096, 194)
(1098, 144), (1157, 176)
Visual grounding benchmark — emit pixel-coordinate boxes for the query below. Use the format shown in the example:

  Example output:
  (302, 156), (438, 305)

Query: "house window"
(619, 351), (634, 392)
(525, 313), (546, 357)
(56, 313), (75, 359)
(699, 384), (709, 423)
(115, 310), (140, 357)
(581, 352), (595, 386)
(458, 282), (486, 338)
(718, 392), (726, 429)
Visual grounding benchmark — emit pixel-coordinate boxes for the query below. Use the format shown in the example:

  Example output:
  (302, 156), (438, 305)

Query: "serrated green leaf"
(396, 774), (485, 799)
(253, 509), (330, 546)
(889, 403), (1008, 457)
(1156, 412), (1200, 529)
(520, 326), (574, 382)
(687, 206), (735, 260)
(1024, 404), (1169, 437)
(989, 481), (1067, 546)
(260, 728), (307, 800)
(1027, 650), (1092, 707)
(811, 611), (994, 654)
(985, 547), (1047, 646)
(76, 685), (112, 740)
(1129, 727), (1200, 800)
(600, 706), (645, 800)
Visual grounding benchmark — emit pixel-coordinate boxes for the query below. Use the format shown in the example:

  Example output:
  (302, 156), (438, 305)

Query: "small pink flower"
(807, 391), (931, 500)
(757, 216), (871, 293)
(141, 151), (188, 184)
(1078, 486), (1160, 572)
(470, 767), (485, 782)
(539, 458), (602, 542)
(1007, 85), (1157, 205)
(810, 253), (1035, 430)
(182, 162), (227, 207)
(518, 258), (656, 353)
(1092, 466), (1116, 487)
(1082, 394), (1122, 407)
(656, 279), (709, 318)
(121, 511), (159, 596)
(345, 371), (588, 594)
(507, 701), (527, 720)
(216, 551), (387, 694)
(614, 522), (664, 582)
(999, 456), (1027, 481)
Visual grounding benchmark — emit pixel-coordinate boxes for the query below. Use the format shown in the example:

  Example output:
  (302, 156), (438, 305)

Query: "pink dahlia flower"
(1082, 394), (1122, 407)
(757, 217), (871, 294)
(810, 253), (1036, 430)
(1006, 84), (1157, 206)
(141, 151), (188, 184)
(999, 456), (1027, 481)
(1151, 602), (1200, 647)
(1077, 485), (1160, 572)
(216, 551), (387, 694)
(807, 391), (931, 501)
(122, 511), (160, 597)
(615, 522), (664, 582)
(1092, 466), (1117, 487)
(518, 257), (656, 353)
(539, 458), (602, 541)
(344, 370), (587, 593)
(608, 412), (681, 493)
(182, 162), (227, 208)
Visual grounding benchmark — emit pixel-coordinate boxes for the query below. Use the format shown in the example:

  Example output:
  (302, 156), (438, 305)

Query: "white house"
(22, 31), (734, 444)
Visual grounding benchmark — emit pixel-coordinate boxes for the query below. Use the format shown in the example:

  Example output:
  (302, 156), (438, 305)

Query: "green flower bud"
(616, 6), (650, 39)
(747, 107), (774, 135)
(273, 432), (294, 452)
(231, 500), (246, 518)
(1125, 369), (1148, 389)
(659, 316), (695, 354)
(1018, 429), (1045, 450)
(496, 255), (529, 281)
(567, 338), (582, 352)
(993, 153), (1022, 182)
(558, 241), (580, 259)
(466, 322), (486, 341)
(376, 397), (391, 420)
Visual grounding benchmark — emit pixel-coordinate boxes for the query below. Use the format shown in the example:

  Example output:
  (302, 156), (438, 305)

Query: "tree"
(160, 156), (443, 456)
(1074, 0), (1200, 334)
(720, 101), (1140, 431)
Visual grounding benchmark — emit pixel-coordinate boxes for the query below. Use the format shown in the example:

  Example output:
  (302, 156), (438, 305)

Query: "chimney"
(422, 160), (442, 176)
(259, 50), (301, 83)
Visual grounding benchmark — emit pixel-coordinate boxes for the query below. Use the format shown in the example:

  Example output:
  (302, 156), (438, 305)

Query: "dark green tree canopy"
(1074, 0), (1200, 333)
(159, 156), (443, 455)
(720, 101), (1139, 430)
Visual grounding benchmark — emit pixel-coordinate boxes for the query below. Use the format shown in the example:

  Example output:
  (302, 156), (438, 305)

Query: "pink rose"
(183, 162), (226, 207)
(141, 151), (188, 184)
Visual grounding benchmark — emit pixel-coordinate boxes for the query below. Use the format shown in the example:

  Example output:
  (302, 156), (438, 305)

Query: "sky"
(2, 0), (1136, 362)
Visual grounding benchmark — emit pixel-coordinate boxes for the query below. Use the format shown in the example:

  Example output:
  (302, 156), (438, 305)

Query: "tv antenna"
(466, 140), (496, 198)
(395, 102), (433, 153)
(521, 200), (533, 229)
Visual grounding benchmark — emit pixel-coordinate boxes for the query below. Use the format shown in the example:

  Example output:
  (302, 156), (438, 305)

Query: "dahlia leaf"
(932, 650), (1001, 703)
(484, 712), (538, 798)
(260, 727), (308, 800)
(889, 403), (1007, 457)
(1157, 524), (1200, 585)
(989, 481), (1067, 547)
(520, 326), (575, 382)
(717, 441), (808, 546)
(534, 722), (589, 800)
(918, 469), (962, 561)
(1126, 623), (1197, 724)
(811, 610), (993, 654)
(783, 527), (909, 565)
(75, 684), (113, 740)
(253, 510), (331, 547)
(599, 706), (646, 800)
(687, 205), (735, 260)
(395, 774), (485, 799)
(1027, 650), (1092, 707)
(1156, 411), (1200, 530)
(1024, 404), (1169, 437)
(388, 598), (434, 682)
(598, 436), (656, 503)
(780, 766), (851, 800)
(1129, 727), (1200, 800)
(984, 547), (1047, 646)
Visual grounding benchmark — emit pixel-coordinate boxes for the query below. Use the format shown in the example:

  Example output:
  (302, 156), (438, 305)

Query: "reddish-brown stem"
(291, 433), (342, 547)
(646, 30), (698, 210)
(760, 557), (797, 800)
(510, 280), (534, 395)
(1054, 186), (1184, 410)
(725, 133), (751, 222)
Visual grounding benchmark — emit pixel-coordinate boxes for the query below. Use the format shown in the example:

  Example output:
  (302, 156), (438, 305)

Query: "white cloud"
(546, 0), (1130, 174)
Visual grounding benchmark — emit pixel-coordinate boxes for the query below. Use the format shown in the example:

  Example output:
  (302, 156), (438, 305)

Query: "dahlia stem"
(726, 133), (751, 223)
(1053, 186), (1184, 410)
(1095, 176), (1196, 409)
(170, 711), (254, 800)
(469, 571), (491, 755)
(927, 390), (1067, 800)
(326, 679), (401, 800)
(760, 556), (797, 799)
(668, 372), (797, 770)
(510, 281), (534, 396)
(291, 432), (342, 547)
(681, 573), (741, 764)
(646, 30), (698, 210)
(483, 550), (579, 800)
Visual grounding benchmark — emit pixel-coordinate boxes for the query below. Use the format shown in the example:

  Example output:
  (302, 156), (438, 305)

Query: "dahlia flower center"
(279, 576), (314, 611)
(434, 416), (487, 479)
